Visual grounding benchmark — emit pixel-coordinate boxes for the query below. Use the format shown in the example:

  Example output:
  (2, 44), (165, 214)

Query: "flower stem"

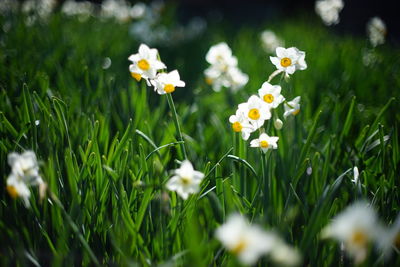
(166, 93), (187, 159)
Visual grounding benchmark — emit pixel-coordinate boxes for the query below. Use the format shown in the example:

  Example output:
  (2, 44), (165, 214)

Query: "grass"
(1, 9), (400, 266)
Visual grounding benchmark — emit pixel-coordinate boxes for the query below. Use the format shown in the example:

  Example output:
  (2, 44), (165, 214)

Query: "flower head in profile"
(128, 43), (166, 82)
(166, 160), (204, 200)
(367, 17), (386, 47)
(250, 133), (279, 153)
(270, 47), (307, 76)
(284, 96), (301, 118)
(257, 82), (285, 109)
(6, 151), (45, 207)
(151, 70), (185, 95)
(215, 214), (276, 265)
(229, 107), (255, 141)
(238, 95), (271, 129)
(315, 0), (344, 26)
(321, 201), (381, 264)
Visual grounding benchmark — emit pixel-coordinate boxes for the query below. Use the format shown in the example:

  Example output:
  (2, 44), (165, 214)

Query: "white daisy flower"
(270, 47), (307, 76)
(229, 107), (255, 141)
(215, 214), (276, 265)
(367, 17), (386, 47)
(166, 160), (204, 200)
(250, 133), (279, 153)
(284, 96), (301, 118)
(151, 70), (185, 95)
(128, 43), (166, 82)
(315, 0), (344, 26)
(238, 95), (271, 129)
(321, 201), (381, 264)
(257, 81), (285, 109)
(6, 151), (45, 207)
(260, 30), (283, 54)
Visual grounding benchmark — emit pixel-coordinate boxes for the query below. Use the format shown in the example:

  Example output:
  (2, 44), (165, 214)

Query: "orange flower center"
(131, 72), (142, 81)
(350, 230), (368, 247)
(164, 84), (175, 93)
(6, 185), (19, 199)
(232, 239), (247, 255)
(232, 122), (242, 132)
(280, 57), (292, 67)
(292, 109), (300, 116)
(138, 59), (150, 70)
(263, 94), (274, 103)
(260, 140), (269, 148)
(248, 108), (260, 120)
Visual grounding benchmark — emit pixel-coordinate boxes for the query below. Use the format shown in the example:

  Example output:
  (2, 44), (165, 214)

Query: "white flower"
(204, 65), (227, 92)
(315, 0), (344, 26)
(270, 47), (307, 76)
(227, 67), (249, 92)
(367, 17), (386, 47)
(284, 96), (301, 118)
(260, 30), (283, 54)
(250, 133), (279, 153)
(274, 119), (283, 130)
(166, 160), (204, 200)
(151, 70), (185, 95)
(128, 44), (166, 82)
(270, 241), (302, 267)
(257, 81), (285, 109)
(321, 201), (381, 264)
(229, 108), (255, 141)
(205, 42), (238, 69)
(238, 95), (271, 129)
(6, 151), (44, 207)
(215, 214), (276, 265)
(377, 214), (400, 258)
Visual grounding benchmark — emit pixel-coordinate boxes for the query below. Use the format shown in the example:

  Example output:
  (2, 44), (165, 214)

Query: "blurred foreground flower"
(151, 70), (185, 95)
(250, 133), (279, 153)
(321, 201), (383, 264)
(284, 96), (301, 118)
(6, 151), (46, 207)
(315, 0), (344, 26)
(260, 30), (283, 54)
(367, 17), (386, 47)
(270, 47), (307, 77)
(166, 160), (204, 200)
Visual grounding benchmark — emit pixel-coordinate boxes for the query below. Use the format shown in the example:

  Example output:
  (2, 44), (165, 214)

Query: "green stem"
(166, 93), (187, 159)
(261, 151), (268, 216)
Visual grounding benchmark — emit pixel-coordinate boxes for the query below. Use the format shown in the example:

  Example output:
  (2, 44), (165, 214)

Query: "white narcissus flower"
(315, 0), (344, 26)
(367, 17), (386, 47)
(257, 81), (285, 109)
(215, 214), (276, 265)
(166, 160), (204, 200)
(205, 42), (238, 69)
(128, 43), (166, 82)
(151, 70), (185, 95)
(270, 241), (302, 267)
(229, 108), (255, 141)
(260, 30), (283, 54)
(270, 47), (307, 76)
(284, 96), (301, 118)
(239, 95), (271, 129)
(321, 201), (381, 264)
(227, 67), (249, 92)
(6, 151), (45, 207)
(250, 133), (279, 153)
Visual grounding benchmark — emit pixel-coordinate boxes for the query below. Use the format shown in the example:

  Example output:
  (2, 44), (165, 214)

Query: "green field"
(1, 5), (400, 266)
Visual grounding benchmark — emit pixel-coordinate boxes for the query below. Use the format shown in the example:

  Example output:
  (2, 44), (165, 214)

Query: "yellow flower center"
(181, 176), (191, 185)
(131, 72), (142, 81)
(260, 140), (269, 148)
(350, 230), (368, 247)
(280, 57), (292, 67)
(205, 77), (213, 85)
(263, 94), (274, 103)
(248, 108), (260, 120)
(164, 84), (175, 93)
(138, 59), (150, 70)
(292, 109), (300, 116)
(232, 122), (242, 132)
(6, 185), (19, 199)
(232, 239), (247, 255)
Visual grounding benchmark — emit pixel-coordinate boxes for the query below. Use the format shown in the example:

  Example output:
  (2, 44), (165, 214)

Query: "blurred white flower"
(239, 95), (271, 128)
(270, 241), (302, 266)
(321, 201), (382, 264)
(215, 214), (276, 265)
(377, 214), (400, 258)
(270, 47), (307, 76)
(227, 67), (249, 92)
(130, 2), (147, 19)
(257, 81), (285, 109)
(206, 42), (238, 69)
(315, 0), (344, 26)
(250, 133), (279, 153)
(274, 118), (283, 130)
(284, 96), (301, 118)
(6, 151), (45, 207)
(128, 44), (166, 82)
(166, 160), (204, 200)
(260, 30), (283, 54)
(229, 107), (255, 141)
(151, 70), (185, 95)
(102, 0), (132, 22)
(367, 17), (386, 47)
(61, 0), (94, 18)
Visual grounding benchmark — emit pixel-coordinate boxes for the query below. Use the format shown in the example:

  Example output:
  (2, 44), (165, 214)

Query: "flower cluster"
(216, 214), (301, 266)
(322, 201), (400, 264)
(128, 44), (185, 94)
(6, 151), (46, 207)
(367, 17), (386, 47)
(229, 47), (306, 152)
(204, 42), (249, 92)
(315, 0), (344, 26)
